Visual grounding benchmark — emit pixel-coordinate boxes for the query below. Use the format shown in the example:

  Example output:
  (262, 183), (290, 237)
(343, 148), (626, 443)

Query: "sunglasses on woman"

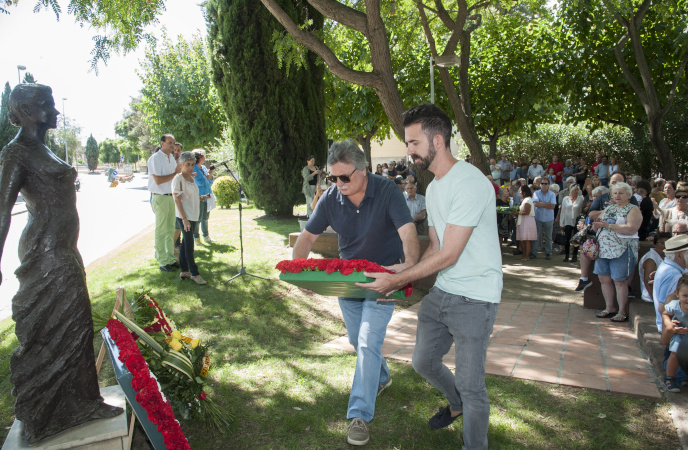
(676, 195), (688, 199)
(328, 168), (357, 184)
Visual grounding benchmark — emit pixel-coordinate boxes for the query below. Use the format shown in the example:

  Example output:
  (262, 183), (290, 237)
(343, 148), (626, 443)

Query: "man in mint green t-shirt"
(360, 104), (503, 449)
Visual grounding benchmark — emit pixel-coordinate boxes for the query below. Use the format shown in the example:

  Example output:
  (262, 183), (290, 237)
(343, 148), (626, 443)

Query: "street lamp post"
(17, 65), (26, 84)
(429, 54), (461, 104)
(62, 98), (68, 163)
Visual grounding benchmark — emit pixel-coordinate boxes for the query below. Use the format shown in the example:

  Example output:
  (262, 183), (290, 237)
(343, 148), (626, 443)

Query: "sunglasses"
(540, 182), (549, 185)
(328, 168), (357, 184)
(676, 195), (688, 199)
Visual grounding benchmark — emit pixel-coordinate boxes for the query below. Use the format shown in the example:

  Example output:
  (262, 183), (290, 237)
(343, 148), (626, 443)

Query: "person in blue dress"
(191, 149), (216, 245)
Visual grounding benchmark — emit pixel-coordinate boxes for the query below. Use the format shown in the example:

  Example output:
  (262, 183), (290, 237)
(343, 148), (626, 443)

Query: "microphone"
(210, 160), (232, 170)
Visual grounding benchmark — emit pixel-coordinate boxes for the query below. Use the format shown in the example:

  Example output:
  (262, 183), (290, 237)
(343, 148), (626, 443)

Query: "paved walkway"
(325, 299), (660, 398)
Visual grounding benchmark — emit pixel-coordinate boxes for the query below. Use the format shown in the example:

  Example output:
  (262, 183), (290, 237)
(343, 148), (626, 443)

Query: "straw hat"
(663, 235), (688, 253)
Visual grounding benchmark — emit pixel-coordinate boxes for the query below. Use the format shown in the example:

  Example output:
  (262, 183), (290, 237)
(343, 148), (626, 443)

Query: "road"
(0, 172), (155, 321)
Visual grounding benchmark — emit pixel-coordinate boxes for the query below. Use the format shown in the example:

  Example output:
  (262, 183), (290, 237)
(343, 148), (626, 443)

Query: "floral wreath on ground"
(102, 288), (232, 447)
(276, 258), (413, 297)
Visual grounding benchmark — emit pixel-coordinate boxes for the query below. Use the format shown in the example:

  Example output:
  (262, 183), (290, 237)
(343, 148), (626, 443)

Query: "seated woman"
(660, 185), (688, 232)
(592, 182), (642, 323)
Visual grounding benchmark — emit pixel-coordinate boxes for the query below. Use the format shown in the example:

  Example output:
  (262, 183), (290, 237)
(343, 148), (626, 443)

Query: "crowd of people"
(147, 134), (217, 285)
(488, 153), (688, 393)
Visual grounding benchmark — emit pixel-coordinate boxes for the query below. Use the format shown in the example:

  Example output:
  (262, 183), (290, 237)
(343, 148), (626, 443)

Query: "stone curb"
(630, 299), (688, 449)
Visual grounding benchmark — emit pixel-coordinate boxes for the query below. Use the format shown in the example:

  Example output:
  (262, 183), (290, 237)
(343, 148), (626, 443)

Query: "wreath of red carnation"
(276, 258), (412, 297)
(107, 318), (191, 450)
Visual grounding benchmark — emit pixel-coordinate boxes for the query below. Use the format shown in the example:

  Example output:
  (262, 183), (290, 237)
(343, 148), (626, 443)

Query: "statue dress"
(0, 140), (121, 443)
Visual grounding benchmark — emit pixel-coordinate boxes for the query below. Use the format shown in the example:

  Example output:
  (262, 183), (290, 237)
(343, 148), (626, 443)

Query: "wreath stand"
(95, 287), (167, 450)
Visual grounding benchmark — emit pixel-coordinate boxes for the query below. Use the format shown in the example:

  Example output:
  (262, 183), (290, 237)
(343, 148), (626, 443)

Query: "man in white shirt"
(362, 104), (502, 449)
(148, 134), (181, 271)
(527, 158), (544, 183)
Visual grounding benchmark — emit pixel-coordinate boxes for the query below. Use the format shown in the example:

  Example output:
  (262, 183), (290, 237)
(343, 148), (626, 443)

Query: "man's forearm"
(400, 225), (421, 267)
(153, 173), (177, 185)
(292, 233), (315, 259)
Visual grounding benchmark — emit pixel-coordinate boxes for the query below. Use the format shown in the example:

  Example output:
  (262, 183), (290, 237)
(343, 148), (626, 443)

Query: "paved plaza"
(326, 300), (660, 398)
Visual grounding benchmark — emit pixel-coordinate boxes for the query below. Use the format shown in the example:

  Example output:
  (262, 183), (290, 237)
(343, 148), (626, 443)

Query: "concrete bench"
(288, 232), (437, 289)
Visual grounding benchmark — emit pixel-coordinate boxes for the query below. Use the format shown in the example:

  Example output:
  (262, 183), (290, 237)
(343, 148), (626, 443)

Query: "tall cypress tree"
(206, 0), (326, 216)
(85, 134), (99, 172)
(0, 82), (17, 149)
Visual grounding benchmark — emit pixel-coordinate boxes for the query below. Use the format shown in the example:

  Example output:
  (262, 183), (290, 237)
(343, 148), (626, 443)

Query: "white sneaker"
(194, 238), (203, 246)
(204, 236), (213, 244)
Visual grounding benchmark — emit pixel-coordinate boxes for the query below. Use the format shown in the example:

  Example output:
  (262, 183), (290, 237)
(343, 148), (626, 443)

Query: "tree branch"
(258, 0), (381, 89)
(661, 49), (688, 117)
(614, 32), (648, 106)
(305, 0), (368, 33)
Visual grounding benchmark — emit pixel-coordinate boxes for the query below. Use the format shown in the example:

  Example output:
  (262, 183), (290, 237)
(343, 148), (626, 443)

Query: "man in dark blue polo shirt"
(293, 140), (420, 446)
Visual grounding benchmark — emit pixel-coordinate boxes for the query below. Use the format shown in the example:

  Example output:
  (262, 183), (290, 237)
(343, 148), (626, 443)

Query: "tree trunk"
(356, 133), (372, 164)
(648, 113), (677, 179)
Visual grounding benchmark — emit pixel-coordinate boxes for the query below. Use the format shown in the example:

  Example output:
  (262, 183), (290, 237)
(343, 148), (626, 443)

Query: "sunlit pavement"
(326, 300), (660, 398)
(0, 170), (154, 321)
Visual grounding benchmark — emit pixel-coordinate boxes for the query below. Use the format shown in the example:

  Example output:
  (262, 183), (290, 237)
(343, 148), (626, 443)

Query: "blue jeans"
(338, 297), (394, 422)
(413, 287), (498, 450)
(193, 200), (210, 239)
(531, 219), (553, 257)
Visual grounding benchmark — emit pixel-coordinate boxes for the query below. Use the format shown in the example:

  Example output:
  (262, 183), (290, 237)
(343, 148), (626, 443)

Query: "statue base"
(2, 385), (128, 450)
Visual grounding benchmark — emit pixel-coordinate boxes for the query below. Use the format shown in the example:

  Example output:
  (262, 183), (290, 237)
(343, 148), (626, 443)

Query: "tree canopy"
(138, 32), (226, 151)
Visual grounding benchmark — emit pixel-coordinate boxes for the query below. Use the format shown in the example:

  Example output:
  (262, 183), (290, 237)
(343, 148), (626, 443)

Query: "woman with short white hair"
(592, 182), (641, 322)
(559, 185), (585, 262)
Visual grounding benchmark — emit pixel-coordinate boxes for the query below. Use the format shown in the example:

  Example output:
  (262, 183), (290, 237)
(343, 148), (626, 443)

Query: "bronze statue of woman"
(0, 84), (122, 444)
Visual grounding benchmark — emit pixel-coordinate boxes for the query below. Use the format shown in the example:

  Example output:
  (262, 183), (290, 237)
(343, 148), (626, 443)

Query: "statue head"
(8, 84), (59, 130)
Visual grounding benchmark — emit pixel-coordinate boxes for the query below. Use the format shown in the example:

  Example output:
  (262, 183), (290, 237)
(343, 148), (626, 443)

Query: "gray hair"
(550, 183), (560, 194)
(672, 220), (688, 233)
(664, 250), (688, 261)
(592, 186), (609, 197)
(327, 140), (368, 171)
(192, 148), (206, 157)
(611, 181), (633, 196)
(179, 151), (196, 163)
(499, 187), (509, 196)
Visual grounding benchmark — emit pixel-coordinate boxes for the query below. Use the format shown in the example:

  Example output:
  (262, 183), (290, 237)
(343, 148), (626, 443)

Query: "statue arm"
(0, 156), (25, 284)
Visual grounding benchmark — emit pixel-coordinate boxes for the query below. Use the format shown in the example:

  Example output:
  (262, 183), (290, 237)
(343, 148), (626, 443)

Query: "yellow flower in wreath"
(190, 339), (200, 349)
(170, 330), (181, 340)
(169, 338), (183, 351)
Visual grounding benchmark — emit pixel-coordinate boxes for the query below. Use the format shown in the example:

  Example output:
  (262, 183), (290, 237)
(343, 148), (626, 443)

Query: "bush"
(212, 175), (240, 208)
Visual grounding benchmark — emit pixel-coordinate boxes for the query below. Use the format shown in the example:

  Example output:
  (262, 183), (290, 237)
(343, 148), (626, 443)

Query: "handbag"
(581, 236), (599, 260)
(554, 230), (567, 246)
(570, 225), (592, 247)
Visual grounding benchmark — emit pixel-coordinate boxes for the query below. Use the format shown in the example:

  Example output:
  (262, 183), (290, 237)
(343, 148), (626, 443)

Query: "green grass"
(0, 205), (678, 448)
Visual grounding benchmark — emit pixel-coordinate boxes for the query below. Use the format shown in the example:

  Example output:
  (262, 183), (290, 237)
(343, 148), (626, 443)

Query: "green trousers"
(151, 194), (176, 266)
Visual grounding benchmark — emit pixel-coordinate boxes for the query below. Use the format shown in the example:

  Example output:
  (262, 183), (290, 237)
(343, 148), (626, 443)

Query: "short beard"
(411, 141), (437, 171)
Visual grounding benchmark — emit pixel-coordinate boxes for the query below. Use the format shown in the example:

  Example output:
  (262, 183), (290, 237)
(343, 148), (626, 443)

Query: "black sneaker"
(347, 418), (369, 446)
(428, 405), (462, 430)
(628, 286), (636, 298)
(574, 279), (593, 292)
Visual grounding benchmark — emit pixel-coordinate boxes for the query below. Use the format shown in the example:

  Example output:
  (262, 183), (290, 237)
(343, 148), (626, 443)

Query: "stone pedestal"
(2, 385), (128, 450)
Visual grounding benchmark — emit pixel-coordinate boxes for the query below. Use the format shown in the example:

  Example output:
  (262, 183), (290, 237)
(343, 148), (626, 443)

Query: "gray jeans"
(532, 219), (553, 257)
(412, 287), (498, 450)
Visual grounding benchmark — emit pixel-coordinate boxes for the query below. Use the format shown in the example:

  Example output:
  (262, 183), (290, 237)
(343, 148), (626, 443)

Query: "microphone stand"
(216, 162), (269, 283)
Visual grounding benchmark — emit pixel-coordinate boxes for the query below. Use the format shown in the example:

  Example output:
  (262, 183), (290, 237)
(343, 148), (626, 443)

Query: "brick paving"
(324, 300), (661, 398)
